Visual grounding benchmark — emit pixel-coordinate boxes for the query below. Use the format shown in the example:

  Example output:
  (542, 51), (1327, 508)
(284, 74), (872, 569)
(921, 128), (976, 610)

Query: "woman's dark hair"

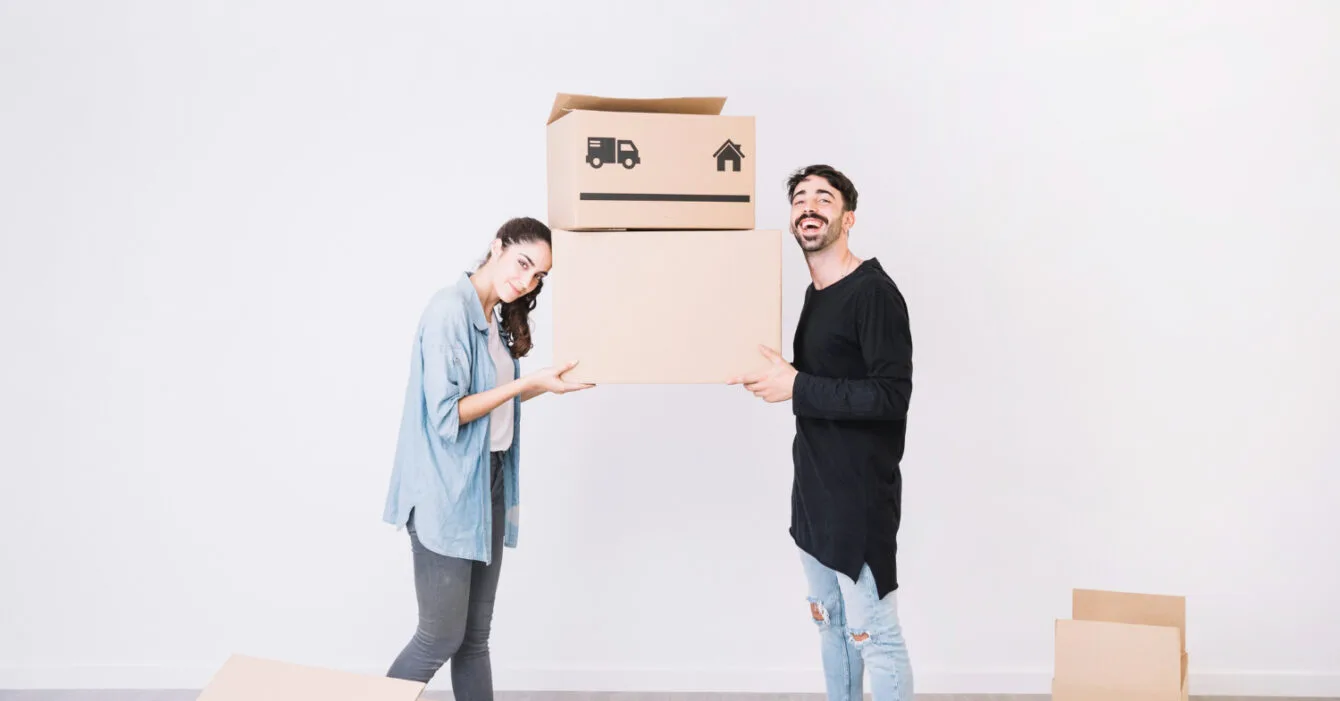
(483, 216), (551, 359)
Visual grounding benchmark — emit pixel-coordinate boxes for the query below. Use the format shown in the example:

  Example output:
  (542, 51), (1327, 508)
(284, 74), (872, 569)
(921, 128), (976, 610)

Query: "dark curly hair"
(480, 216), (551, 359)
(786, 164), (858, 212)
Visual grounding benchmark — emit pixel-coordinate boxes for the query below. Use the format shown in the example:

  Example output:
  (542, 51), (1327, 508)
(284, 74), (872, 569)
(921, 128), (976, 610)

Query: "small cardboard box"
(551, 228), (781, 384)
(545, 93), (756, 231)
(196, 654), (425, 701)
(1053, 588), (1189, 701)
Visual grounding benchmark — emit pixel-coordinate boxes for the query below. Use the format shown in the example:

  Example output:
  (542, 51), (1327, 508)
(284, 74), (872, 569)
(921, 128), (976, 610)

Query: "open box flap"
(547, 93), (727, 125)
(1073, 588), (1186, 650)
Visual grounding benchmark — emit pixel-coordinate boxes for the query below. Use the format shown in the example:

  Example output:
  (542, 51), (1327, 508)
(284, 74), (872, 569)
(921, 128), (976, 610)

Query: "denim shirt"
(382, 272), (521, 564)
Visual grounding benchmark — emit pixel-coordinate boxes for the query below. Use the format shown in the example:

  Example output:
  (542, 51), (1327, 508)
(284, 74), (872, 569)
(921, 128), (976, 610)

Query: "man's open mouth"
(797, 216), (827, 232)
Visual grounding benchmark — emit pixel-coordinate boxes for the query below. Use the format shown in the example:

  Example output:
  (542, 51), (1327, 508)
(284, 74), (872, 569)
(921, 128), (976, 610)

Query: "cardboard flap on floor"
(196, 654), (425, 701)
(546, 93), (726, 125)
(1052, 588), (1188, 701)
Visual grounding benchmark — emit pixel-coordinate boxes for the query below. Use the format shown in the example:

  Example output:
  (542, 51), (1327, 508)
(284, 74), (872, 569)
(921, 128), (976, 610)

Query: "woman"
(382, 216), (591, 697)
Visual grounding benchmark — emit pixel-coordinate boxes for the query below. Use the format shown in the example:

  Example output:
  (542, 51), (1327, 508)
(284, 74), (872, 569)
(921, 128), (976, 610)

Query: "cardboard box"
(551, 228), (782, 384)
(196, 654), (425, 701)
(1053, 588), (1189, 701)
(546, 93), (756, 231)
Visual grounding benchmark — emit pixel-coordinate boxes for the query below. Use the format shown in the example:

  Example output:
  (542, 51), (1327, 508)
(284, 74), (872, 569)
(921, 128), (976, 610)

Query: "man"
(730, 165), (914, 701)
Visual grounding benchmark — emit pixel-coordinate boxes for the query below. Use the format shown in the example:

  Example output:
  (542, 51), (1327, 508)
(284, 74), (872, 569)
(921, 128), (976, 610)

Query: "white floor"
(0, 693), (1336, 701)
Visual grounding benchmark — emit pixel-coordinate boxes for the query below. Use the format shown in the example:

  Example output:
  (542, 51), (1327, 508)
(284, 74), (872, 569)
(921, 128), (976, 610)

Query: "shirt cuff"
(791, 372), (811, 415)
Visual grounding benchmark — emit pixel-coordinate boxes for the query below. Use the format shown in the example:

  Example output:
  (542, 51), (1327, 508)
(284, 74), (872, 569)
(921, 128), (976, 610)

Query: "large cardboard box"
(551, 228), (782, 384)
(1053, 588), (1189, 701)
(545, 93), (756, 231)
(196, 654), (425, 701)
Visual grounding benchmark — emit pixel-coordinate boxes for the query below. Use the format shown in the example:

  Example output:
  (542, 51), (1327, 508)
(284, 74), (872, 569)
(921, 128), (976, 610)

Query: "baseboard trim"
(1, 666), (1337, 697)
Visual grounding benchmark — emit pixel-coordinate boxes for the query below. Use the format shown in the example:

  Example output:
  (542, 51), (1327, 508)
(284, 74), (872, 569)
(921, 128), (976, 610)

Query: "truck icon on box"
(586, 137), (640, 169)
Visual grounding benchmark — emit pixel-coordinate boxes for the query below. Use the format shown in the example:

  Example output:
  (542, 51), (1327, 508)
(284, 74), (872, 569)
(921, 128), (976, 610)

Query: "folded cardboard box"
(1053, 588), (1188, 701)
(196, 654), (425, 701)
(546, 93), (756, 231)
(551, 228), (781, 384)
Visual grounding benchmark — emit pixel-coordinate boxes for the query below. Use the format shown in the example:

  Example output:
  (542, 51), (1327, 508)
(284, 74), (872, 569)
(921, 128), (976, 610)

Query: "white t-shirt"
(487, 317), (515, 452)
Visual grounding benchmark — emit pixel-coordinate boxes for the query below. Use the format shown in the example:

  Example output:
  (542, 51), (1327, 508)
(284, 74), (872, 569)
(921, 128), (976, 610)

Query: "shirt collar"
(457, 272), (491, 333)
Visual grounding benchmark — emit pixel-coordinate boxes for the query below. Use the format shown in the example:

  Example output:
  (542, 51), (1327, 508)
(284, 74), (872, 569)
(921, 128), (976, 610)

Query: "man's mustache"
(795, 213), (829, 228)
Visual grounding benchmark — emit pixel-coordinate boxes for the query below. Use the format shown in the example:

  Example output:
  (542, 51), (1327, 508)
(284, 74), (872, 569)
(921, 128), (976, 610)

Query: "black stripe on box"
(579, 193), (751, 203)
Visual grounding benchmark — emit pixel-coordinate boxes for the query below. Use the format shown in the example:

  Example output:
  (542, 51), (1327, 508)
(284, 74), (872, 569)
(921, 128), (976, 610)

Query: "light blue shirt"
(383, 272), (521, 563)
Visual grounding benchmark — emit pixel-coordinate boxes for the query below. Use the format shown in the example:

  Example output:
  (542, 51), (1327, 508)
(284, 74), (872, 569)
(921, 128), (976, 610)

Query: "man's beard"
(791, 214), (841, 253)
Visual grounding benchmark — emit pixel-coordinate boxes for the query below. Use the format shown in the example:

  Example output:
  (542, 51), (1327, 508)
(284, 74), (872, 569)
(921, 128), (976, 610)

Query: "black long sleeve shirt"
(790, 258), (913, 599)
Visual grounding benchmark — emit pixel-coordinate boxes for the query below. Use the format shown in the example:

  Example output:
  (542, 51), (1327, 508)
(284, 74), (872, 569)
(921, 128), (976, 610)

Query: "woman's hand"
(523, 361), (595, 399)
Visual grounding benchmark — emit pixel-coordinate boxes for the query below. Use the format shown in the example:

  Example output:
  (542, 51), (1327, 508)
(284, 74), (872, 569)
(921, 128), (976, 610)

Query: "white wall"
(2, 0), (1337, 695)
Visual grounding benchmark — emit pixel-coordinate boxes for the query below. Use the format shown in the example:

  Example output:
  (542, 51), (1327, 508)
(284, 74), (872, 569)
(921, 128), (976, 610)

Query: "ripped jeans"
(799, 548), (914, 701)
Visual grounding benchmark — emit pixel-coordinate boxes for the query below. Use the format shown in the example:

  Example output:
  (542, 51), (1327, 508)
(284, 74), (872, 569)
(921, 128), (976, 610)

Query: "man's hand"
(727, 345), (798, 403)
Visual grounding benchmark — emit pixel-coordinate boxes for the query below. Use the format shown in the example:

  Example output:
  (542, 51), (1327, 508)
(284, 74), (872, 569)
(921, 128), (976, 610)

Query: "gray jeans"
(387, 451), (506, 698)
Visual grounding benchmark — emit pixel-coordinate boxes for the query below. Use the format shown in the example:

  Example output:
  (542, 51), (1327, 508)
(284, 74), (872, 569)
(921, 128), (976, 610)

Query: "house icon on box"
(714, 139), (745, 172)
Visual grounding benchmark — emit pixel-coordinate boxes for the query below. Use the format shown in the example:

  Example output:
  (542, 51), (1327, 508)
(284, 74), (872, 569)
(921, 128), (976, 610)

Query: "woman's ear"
(490, 237), (503, 259)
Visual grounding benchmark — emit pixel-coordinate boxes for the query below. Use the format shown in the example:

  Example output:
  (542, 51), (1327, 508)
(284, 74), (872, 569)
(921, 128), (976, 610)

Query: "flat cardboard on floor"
(196, 654), (425, 701)
(1052, 588), (1189, 701)
(550, 228), (782, 384)
(546, 93), (756, 231)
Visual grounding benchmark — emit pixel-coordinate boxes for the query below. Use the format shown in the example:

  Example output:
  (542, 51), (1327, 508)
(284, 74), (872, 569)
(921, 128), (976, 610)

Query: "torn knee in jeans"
(849, 629), (871, 646)
(807, 597), (830, 626)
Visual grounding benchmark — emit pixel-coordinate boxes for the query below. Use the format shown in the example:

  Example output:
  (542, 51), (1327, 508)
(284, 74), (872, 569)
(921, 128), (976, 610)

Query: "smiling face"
(489, 237), (552, 303)
(789, 174), (855, 253)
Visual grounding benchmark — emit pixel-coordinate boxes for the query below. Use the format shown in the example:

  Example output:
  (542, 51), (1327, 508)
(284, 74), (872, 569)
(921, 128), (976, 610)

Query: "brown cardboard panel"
(196, 654), (425, 701)
(1073, 588), (1186, 650)
(1052, 679), (1182, 701)
(547, 93), (726, 125)
(546, 96), (755, 231)
(1054, 619), (1182, 692)
(1181, 652), (1190, 700)
(550, 229), (782, 384)
(1179, 654), (1189, 701)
